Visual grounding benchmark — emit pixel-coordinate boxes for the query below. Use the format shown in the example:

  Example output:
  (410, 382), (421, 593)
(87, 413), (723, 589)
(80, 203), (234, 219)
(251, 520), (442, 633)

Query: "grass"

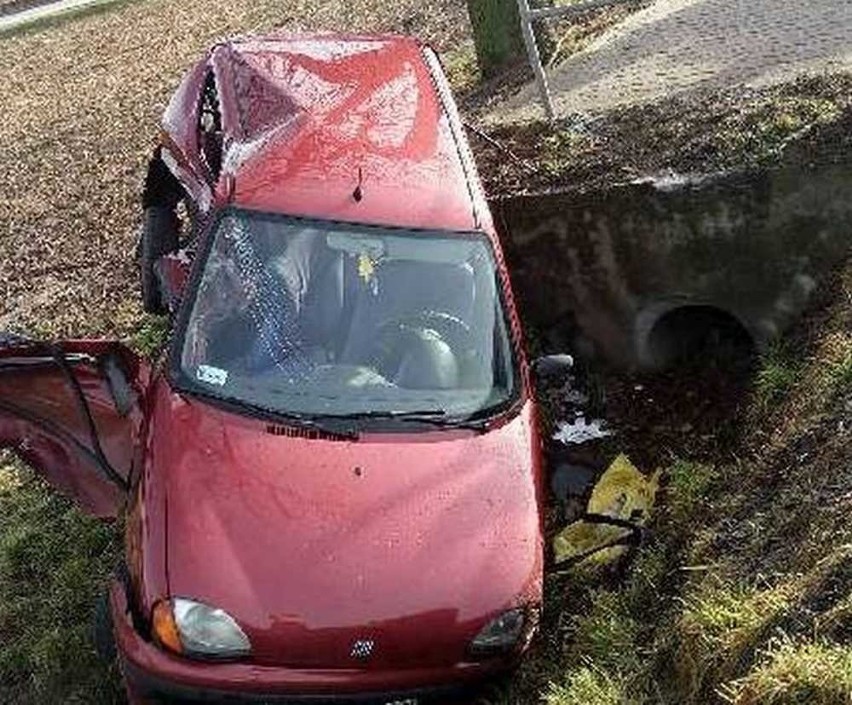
(539, 128), (596, 178)
(675, 577), (794, 698)
(722, 640), (852, 705)
(544, 0), (652, 69)
(545, 662), (634, 705)
(130, 313), (169, 359)
(824, 345), (852, 398)
(473, 74), (852, 196)
(666, 459), (718, 520)
(714, 95), (842, 169)
(0, 460), (123, 704)
(754, 343), (801, 409)
(442, 38), (480, 95)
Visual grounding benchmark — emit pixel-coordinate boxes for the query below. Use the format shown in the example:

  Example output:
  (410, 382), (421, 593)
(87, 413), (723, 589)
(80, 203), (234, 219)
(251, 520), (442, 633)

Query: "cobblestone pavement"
(489, 0), (852, 123)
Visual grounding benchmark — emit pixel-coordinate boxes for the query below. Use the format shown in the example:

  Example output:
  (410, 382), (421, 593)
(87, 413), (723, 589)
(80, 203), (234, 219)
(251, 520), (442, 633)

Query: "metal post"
(516, 0), (555, 121)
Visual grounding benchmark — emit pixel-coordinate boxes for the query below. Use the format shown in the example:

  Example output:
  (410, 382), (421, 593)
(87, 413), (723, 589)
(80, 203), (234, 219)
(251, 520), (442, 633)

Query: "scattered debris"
(553, 454), (660, 566)
(631, 169), (722, 192)
(552, 416), (611, 445)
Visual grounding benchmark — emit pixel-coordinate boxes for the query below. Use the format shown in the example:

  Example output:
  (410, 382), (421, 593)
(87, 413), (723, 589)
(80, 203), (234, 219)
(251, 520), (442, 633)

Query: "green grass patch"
(666, 459), (718, 520)
(824, 349), (852, 397)
(443, 39), (481, 95)
(721, 640), (852, 705)
(129, 313), (169, 360)
(0, 459), (123, 704)
(539, 128), (597, 177)
(545, 661), (635, 705)
(675, 577), (793, 697)
(716, 96), (842, 169)
(755, 343), (801, 409)
(541, 542), (673, 703)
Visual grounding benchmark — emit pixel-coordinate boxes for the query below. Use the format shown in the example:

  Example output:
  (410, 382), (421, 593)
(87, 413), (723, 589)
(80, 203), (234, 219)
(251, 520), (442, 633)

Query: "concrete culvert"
(642, 305), (755, 370)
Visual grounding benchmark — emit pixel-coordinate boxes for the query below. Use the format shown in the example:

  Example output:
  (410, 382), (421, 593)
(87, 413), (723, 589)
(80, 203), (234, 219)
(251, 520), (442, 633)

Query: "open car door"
(0, 334), (147, 518)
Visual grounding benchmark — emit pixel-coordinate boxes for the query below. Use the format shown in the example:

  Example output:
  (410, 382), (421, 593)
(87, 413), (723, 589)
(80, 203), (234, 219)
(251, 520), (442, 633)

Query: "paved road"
(0, 0), (115, 31)
(490, 0), (852, 123)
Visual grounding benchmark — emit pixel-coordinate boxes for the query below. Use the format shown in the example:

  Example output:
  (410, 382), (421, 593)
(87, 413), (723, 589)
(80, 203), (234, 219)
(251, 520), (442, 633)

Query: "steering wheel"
(368, 311), (476, 388)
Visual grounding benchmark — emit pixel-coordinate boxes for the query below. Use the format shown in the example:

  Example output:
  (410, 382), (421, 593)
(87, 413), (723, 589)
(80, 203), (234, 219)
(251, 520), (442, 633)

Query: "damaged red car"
(0, 33), (563, 704)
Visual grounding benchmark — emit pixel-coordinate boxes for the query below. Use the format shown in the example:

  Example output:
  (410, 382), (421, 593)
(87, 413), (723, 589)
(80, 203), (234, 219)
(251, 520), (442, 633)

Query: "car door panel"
(0, 338), (147, 518)
(161, 56), (214, 211)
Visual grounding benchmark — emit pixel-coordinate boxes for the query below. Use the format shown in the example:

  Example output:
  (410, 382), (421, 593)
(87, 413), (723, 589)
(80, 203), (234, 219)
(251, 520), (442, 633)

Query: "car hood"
(149, 384), (543, 669)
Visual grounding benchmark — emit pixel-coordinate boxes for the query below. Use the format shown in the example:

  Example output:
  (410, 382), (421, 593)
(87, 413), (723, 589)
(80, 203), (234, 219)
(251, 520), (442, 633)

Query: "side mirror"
(532, 354), (574, 381)
(100, 353), (137, 417)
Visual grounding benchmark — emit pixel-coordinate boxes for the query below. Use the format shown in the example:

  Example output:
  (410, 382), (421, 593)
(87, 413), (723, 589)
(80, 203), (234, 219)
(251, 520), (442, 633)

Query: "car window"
(197, 71), (224, 182)
(176, 210), (519, 421)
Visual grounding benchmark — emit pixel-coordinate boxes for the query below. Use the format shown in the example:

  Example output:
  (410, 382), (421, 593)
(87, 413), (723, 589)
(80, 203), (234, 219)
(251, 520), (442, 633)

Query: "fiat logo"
(350, 639), (375, 660)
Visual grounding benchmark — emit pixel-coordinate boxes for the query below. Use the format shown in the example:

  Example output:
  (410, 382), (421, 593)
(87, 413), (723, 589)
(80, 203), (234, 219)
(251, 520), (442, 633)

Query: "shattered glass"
(179, 210), (518, 418)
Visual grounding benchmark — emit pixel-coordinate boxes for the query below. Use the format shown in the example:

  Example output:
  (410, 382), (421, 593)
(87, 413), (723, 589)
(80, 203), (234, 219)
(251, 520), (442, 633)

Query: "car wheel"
(140, 205), (179, 314)
(93, 588), (117, 663)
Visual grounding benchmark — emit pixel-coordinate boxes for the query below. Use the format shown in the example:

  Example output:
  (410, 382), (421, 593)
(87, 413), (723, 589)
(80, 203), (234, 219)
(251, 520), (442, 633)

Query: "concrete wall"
(491, 157), (852, 368)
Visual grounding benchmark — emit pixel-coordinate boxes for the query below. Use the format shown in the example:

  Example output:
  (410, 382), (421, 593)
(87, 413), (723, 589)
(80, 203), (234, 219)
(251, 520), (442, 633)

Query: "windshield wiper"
(325, 409), (447, 419)
(183, 389), (359, 439)
(320, 409), (490, 432)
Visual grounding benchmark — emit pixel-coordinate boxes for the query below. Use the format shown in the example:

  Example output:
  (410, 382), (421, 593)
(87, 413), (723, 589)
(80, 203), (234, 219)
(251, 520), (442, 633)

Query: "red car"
(0, 33), (565, 704)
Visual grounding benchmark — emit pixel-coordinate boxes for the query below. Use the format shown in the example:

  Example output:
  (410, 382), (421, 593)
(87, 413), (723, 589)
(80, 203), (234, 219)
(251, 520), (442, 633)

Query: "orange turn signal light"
(152, 600), (183, 654)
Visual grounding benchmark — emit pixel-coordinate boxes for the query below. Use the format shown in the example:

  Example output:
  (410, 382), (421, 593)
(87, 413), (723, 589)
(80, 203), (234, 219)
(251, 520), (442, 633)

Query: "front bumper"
(110, 580), (509, 704)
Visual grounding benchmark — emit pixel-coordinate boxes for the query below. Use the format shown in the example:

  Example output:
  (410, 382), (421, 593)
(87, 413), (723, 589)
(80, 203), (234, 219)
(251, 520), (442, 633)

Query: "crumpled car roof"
(172, 33), (487, 232)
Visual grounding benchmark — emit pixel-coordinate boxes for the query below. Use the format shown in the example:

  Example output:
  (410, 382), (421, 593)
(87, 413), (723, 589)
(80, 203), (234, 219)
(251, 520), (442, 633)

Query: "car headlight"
(470, 608), (527, 656)
(152, 598), (251, 659)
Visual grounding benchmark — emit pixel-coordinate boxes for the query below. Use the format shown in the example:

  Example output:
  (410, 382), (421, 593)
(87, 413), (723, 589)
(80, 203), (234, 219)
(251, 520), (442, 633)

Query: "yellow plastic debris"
(553, 454), (661, 566)
(357, 253), (376, 285)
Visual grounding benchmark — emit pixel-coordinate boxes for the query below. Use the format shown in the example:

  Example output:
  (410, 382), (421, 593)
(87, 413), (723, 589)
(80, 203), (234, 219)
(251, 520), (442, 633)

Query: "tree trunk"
(465, 0), (554, 78)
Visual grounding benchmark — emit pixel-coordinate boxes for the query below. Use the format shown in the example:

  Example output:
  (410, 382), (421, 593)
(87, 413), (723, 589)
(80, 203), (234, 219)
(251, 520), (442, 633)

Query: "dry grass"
(472, 74), (852, 196)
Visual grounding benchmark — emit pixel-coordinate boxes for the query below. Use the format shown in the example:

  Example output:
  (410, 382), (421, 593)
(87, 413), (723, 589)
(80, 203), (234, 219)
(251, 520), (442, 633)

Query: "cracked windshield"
(179, 211), (517, 418)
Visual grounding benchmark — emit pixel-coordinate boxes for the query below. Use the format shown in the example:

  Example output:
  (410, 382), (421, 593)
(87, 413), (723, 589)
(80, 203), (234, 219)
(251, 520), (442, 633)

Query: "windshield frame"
(166, 206), (525, 431)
